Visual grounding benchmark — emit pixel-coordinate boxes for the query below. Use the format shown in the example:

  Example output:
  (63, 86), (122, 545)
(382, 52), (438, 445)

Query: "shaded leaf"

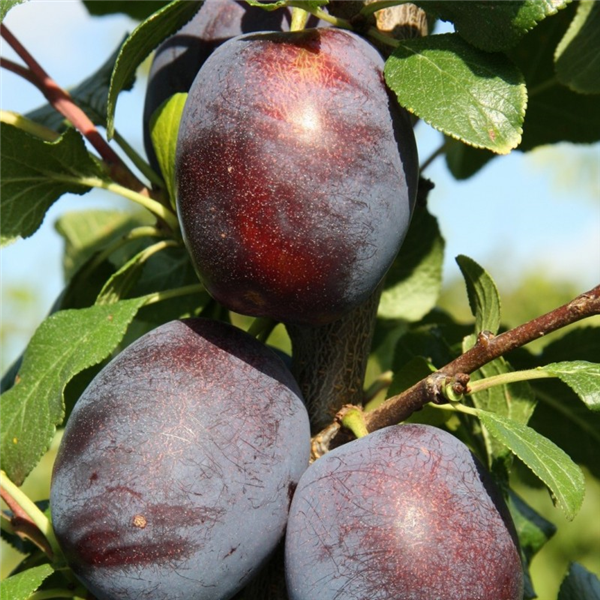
(391, 325), (458, 376)
(528, 378), (600, 479)
(444, 136), (496, 180)
(541, 326), (600, 366)
(456, 254), (501, 335)
(107, 0), (203, 138)
(0, 125), (105, 247)
(129, 245), (208, 325)
(555, 0), (600, 94)
(378, 207), (445, 322)
(385, 33), (526, 154)
(508, 491), (557, 599)
(558, 563), (600, 600)
(26, 37), (133, 131)
(0, 564), (54, 600)
(508, 2), (600, 149)
(417, 0), (571, 52)
(478, 410), (585, 520)
(150, 93), (187, 209)
(0, 297), (149, 484)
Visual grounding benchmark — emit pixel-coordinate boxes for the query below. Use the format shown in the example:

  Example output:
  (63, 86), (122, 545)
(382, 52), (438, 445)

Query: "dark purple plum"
(50, 318), (310, 600)
(285, 424), (524, 600)
(175, 28), (418, 326)
(143, 0), (324, 174)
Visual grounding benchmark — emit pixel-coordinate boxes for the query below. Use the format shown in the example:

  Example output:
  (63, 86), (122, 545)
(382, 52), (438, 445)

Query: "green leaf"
(378, 207), (445, 322)
(107, 0), (203, 139)
(444, 136), (496, 180)
(0, 563), (54, 600)
(150, 93), (187, 208)
(83, 0), (171, 20)
(384, 33), (527, 154)
(508, 2), (600, 149)
(129, 245), (207, 325)
(528, 371), (600, 479)
(469, 358), (537, 475)
(478, 410), (585, 520)
(417, 0), (571, 52)
(508, 491), (557, 600)
(0, 297), (149, 484)
(0, 0), (25, 23)
(55, 209), (154, 280)
(26, 37), (133, 131)
(456, 255), (501, 335)
(555, 0), (600, 94)
(540, 361), (600, 410)
(0, 125), (106, 247)
(558, 563), (600, 600)
(96, 247), (154, 306)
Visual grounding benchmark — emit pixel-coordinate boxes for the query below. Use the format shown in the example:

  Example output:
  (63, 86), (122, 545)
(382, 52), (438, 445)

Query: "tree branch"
(364, 284), (600, 431)
(0, 24), (153, 198)
(311, 284), (600, 459)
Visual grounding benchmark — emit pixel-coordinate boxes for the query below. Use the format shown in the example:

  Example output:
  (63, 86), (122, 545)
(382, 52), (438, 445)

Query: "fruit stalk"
(287, 282), (383, 432)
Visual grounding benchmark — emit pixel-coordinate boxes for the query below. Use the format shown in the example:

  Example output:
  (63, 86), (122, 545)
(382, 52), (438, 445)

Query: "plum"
(285, 424), (524, 600)
(175, 28), (418, 326)
(143, 0), (325, 174)
(50, 318), (310, 600)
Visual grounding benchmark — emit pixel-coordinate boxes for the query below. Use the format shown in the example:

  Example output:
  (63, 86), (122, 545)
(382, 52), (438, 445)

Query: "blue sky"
(2, 1), (599, 367)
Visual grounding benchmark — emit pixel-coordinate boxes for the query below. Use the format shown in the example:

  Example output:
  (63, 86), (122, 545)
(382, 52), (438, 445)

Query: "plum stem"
(0, 470), (63, 562)
(287, 282), (383, 433)
(300, 6), (353, 29)
(112, 129), (165, 189)
(341, 407), (370, 439)
(290, 7), (310, 31)
(247, 317), (277, 342)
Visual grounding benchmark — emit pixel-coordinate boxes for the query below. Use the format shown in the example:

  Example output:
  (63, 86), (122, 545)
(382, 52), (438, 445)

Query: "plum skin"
(285, 424), (524, 600)
(50, 318), (310, 600)
(176, 28), (419, 326)
(143, 0), (325, 174)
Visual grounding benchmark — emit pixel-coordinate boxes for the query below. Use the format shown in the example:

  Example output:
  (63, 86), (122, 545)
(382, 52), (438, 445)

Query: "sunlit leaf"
(0, 564), (54, 600)
(0, 297), (149, 484)
(385, 33), (526, 154)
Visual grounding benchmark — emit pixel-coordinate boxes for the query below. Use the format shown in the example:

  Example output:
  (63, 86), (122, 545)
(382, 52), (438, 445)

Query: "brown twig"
(0, 56), (38, 86)
(363, 283), (600, 432)
(0, 24), (152, 198)
(310, 284), (600, 459)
